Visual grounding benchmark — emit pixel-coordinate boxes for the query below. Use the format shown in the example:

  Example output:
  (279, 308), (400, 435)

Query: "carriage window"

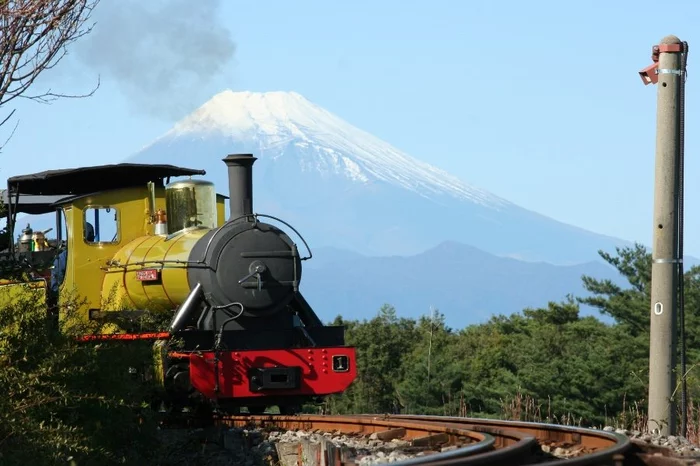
(57, 207), (68, 248)
(83, 206), (119, 244)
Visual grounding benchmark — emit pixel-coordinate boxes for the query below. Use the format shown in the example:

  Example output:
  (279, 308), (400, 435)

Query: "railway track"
(208, 413), (699, 466)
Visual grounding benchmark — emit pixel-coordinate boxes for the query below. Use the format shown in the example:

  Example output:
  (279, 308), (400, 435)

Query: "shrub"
(0, 284), (164, 465)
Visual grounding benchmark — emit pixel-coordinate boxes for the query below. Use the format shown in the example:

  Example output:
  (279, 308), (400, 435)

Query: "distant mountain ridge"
(128, 89), (635, 266)
(299, 240), (625, 328)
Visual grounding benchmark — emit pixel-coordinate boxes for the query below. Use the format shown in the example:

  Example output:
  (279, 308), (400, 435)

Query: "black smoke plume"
(75, 0), (236, 120)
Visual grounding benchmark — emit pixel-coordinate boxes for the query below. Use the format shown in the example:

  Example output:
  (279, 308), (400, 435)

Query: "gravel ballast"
(157, 425), (462, 465)
(155, 424), (700, 465)
(601, 426), (700, 457)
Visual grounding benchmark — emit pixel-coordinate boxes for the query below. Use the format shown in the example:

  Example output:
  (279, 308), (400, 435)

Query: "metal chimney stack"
(222, 153), (257, 220)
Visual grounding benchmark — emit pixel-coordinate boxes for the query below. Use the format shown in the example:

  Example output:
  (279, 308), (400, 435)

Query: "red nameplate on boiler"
(135, 269), (160, 281)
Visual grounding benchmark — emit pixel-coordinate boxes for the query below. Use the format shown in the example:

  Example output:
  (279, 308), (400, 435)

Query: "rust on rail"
(204, 413), (696, 466)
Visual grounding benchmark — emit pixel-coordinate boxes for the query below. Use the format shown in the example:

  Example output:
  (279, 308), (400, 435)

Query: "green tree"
(326, 304), (419, 414)
(451, 314), (523, 416)
(579, 243), (700, 423)
(397, 310), (462, 415)
(578, 244), (651, 335)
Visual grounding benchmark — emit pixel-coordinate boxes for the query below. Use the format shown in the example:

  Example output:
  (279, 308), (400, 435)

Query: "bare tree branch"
(0, 108), (16, 152)
(0, 117), (19, 150)
(0, 108), (16, 128)
(0, 0), (101, 149)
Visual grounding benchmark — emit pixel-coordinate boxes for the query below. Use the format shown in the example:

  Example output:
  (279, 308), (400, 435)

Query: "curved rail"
(200, 413), (695, 465)
(218, 414), (502, 464)
(374, 415), (630, 465)
(217, 414), (537, 465)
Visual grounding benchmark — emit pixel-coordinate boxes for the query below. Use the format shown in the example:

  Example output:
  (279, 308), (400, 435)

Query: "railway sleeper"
(371, 427), (406, 442)
(411, 432), (451, 448)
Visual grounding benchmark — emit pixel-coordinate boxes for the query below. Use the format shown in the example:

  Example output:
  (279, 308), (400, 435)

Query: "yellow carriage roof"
(7, 163), (206, 196)
(3, 163), (207, 215)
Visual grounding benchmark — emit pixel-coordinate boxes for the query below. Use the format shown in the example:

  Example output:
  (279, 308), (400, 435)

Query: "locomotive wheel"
(215, 401), (241, 415)
(247, 406), (266, 415)
(279, 404), (301, 415)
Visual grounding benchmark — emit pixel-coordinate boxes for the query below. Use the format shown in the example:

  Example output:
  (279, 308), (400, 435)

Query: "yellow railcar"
(0, 156), (356, 415)
(2, 166), (226, 331)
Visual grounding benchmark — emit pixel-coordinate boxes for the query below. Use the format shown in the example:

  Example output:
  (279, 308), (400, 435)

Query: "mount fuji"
(128, 90), (630, 265)
(115, 89), (646, 326)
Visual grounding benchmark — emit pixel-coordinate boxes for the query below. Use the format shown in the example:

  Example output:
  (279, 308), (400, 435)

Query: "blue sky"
(2, 0), (700, 255)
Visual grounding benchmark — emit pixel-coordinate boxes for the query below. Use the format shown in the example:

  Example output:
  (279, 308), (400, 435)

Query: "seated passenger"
(50, 248), (67, 293)
(84, 222), (95, 242)
(52, 221), (96, 293)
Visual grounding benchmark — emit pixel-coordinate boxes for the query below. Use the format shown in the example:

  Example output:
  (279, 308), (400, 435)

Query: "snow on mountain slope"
(144, 90), (509, 208)
(127, 89), (637, 264)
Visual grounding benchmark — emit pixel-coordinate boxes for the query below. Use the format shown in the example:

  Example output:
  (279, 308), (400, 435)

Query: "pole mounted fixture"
(639, 41), (684, 85)
(639, 35), (689, 438)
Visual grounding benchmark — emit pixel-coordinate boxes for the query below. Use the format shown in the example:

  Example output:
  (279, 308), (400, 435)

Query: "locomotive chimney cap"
(223, 153), (257, 165)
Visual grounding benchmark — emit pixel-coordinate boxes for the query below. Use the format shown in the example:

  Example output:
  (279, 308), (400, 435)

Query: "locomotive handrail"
(99, 212), (313, 273)
(198, 212), (313, 266)
(101, 259), (209, 271)
(251, 213), (313, 261)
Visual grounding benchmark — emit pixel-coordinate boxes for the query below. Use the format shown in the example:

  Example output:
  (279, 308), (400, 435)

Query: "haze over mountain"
(301, 241), (623, 328)
(128, 90), (633, 266)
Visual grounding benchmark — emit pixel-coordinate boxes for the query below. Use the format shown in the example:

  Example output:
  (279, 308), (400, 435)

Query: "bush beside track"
(0, 286), (166, 465)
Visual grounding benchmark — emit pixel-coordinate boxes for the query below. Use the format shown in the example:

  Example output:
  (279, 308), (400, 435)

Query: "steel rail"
(389, 423), (537, 466)
(217, 414), (537, 465)
(330, 414), (539, 466)
(379, 414), (633, 465)
(218, 414), (498, 463)
(353, 416), (539, 466)
(205, 413), (699, 465)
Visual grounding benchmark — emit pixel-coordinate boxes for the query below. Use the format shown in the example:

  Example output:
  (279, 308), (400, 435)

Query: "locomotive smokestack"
(223, 153), (257, 219)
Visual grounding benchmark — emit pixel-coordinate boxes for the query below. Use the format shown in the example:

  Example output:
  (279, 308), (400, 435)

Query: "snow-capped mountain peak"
(148, 90), (509, 208)
(129, 89), (631, 264)
(169, 90), (313, 138)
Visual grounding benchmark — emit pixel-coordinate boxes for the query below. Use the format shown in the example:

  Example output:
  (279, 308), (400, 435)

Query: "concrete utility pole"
(639, 35), (687, 436)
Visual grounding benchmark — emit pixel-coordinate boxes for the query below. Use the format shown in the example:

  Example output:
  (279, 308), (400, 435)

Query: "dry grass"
(492, 389), (700, 444)
(497, 391), (583, 426)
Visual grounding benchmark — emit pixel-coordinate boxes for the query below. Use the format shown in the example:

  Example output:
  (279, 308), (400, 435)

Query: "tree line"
(322, 244), (700, 434)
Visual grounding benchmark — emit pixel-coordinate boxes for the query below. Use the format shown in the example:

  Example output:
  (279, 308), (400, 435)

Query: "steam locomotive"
(0, 153), (356, 415)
